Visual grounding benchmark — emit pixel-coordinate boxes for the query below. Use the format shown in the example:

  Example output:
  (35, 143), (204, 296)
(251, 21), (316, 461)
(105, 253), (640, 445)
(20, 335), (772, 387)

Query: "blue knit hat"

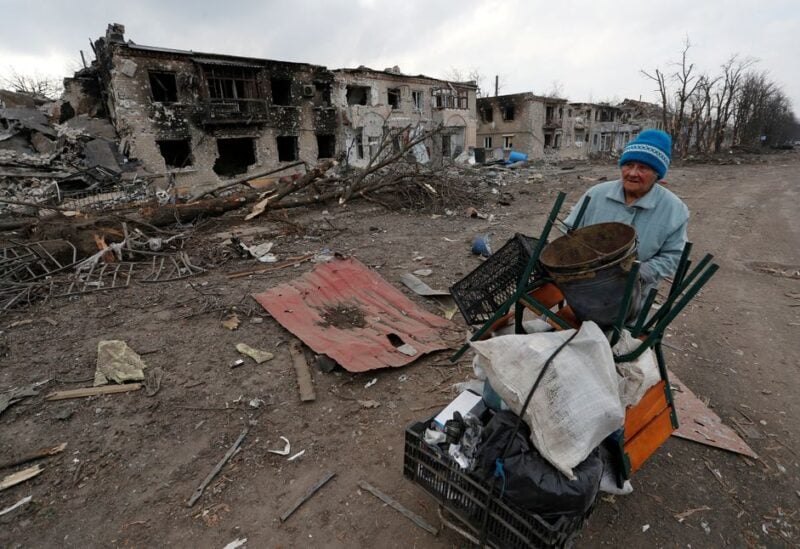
(619, 129), (672, 180)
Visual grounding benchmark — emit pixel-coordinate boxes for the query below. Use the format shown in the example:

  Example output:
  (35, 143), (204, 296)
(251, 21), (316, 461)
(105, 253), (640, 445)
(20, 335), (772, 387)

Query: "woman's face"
(621, 161), (658, 201)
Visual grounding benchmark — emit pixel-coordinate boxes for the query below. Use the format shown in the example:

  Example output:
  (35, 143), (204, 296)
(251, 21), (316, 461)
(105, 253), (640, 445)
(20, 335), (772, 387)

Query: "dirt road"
(1, 152), (798, 547)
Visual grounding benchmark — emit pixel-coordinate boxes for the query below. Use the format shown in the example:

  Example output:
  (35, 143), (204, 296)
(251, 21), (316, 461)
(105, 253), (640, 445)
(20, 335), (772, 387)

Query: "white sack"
(613, 330), (661, 408)
(471, 321), (624, 479)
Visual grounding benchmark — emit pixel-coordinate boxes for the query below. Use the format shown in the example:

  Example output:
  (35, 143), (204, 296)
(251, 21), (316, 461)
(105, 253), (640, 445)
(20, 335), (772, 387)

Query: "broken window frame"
(411, 90), (424, 111)
(271, 78), (293, 106)
(203, 66), (264, 116)
(313, 82), (332, 107)
(387, 88), (401, 110)
(367, 135), (380, 160)
(481, 106), (494, 123)
(346, 85), (371, 106)
(503, 135), (513, 149)
(316, 134), (336, 159)
(148, 71), (178, 103)
(354, 130), (365, 160)
(156, 138), (193, 168)
(433, 88), (469, 110)
(277, 135), (299, 162)
(484, 136), (492, 149)
(213, 137), (257, 177)
(501, 105), (514, 121)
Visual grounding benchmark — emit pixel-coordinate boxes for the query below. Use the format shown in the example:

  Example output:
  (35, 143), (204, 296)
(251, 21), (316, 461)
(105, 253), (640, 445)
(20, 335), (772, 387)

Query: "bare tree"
(0, 68), (63, 100)
(640, 67), (670, 134)
(544, 80), (565, 99)
(711, 55), (753, 152)
(443, 67), (484, 97)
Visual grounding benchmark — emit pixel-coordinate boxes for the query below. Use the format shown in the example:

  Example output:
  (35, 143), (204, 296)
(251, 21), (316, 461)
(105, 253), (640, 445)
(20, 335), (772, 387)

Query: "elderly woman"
(564, 129), (689, 298)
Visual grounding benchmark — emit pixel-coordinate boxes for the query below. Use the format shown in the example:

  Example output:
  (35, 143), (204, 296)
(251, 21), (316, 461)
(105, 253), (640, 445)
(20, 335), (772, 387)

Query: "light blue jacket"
(563, 180), (689, 292)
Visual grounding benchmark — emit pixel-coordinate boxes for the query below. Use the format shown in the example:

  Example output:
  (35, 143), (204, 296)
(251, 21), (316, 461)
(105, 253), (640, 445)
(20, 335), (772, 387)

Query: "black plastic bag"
(474, 410), (602, 520)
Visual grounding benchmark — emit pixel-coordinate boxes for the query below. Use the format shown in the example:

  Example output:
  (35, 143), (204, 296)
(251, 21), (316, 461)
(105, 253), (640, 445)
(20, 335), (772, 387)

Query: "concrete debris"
(235, 343), (274, 364)
(94, 340), (148, 386)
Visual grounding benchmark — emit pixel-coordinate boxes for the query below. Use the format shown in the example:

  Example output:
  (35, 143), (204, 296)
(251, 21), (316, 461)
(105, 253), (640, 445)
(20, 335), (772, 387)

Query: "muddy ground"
(1, 151), (798, 548)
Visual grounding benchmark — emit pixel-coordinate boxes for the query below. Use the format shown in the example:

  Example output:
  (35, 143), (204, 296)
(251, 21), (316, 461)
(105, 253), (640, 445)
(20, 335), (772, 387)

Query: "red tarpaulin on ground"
(253, 257), (456, 372)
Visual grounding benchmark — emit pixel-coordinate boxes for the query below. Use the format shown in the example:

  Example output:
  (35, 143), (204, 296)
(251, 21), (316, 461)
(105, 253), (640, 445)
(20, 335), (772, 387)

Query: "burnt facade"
(476, 93), (568, 160)
(86, 24), (338, 194)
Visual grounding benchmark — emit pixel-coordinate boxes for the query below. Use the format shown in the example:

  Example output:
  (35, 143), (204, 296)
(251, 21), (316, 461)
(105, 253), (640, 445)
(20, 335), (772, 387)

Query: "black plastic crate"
(450, 233), (540, 325)
(403, 420), (590, 549)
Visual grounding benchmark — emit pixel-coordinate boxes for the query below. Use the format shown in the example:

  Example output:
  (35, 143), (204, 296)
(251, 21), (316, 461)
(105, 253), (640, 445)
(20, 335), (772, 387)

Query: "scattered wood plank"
(290, 342), (316, 402)
(187, 428), (248, 507)
(0, 442), (67, 470)
(280, 471), (335, 522)
(357, 480), (439, 536)
(0, 495), (33, 516)
(45, 384), (142, 401)
(0, 465), (43, 492)
(226, 253), (314, 279)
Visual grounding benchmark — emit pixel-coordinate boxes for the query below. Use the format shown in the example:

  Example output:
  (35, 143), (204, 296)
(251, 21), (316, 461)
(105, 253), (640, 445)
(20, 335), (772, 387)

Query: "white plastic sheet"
(613, 330), (661, 408)
(471, 321), (624, 479)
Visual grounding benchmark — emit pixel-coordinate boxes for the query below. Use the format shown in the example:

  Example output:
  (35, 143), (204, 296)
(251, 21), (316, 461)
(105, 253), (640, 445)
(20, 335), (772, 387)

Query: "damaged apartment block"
(333, 66), (478, 168)
(477, 92), (665, 161)
(80, 24), (338, 196)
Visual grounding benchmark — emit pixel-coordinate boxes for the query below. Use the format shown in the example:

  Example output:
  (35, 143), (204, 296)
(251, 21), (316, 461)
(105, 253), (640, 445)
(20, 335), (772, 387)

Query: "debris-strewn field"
(1, 151), (799, 548)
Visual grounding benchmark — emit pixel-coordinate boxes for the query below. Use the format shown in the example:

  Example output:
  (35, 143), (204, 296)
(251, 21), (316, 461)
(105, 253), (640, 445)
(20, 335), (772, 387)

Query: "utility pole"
(494, 75), (499, 97)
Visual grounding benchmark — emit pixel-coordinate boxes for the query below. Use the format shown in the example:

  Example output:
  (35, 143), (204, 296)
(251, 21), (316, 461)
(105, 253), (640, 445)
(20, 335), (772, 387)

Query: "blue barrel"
(506, 150), (528, 163)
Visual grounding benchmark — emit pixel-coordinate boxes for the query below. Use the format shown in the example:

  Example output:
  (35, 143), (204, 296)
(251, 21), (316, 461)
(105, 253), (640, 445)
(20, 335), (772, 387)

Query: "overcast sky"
(1, 0), (798, 111)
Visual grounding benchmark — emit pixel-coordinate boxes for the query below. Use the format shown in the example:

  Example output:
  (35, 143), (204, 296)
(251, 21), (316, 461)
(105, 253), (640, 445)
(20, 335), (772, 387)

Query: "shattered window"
(481, 106), (493, 123)
(503, 135), (513, 149)
(346, 86), (370, 106)
(484, 136), (492, 149)
(313, 82), (332, 107)
(367, 136), (380, 159)
(149, 71), (178, 103)
(214, 137), (256, 176)
(433, 89), (453, 109)
(412, 91), (423, 110)
(433, 88), (468, 109)
(277, 136), (299, 161)
(271, 78), (292, 106)
(317, 134), (335, 159)
(388, 88), (401, 109)
(501, 105), (514, 121)
(355, 130), (364, 160)
(205, 67), (260, 103)
(157, 139), (192, 168)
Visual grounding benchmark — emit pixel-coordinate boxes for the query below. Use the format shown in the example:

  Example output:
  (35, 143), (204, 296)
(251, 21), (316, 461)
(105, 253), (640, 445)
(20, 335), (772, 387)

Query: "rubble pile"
(0, 89), (142, 216)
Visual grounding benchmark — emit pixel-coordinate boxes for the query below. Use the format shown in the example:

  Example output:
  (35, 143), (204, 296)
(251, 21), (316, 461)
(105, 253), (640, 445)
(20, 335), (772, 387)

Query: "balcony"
(201, 99), (269, 125)
(543, 117), (562, 129)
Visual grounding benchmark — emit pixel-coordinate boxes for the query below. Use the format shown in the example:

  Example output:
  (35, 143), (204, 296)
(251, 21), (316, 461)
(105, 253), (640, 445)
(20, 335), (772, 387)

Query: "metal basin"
(541, 222), (636, 274)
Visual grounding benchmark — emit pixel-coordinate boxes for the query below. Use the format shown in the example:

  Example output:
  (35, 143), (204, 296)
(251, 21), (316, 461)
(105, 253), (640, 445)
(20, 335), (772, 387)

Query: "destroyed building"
(76, 24), (339, 195)
(566, 103), (640, 155)
(58, 24), (479, 198)
(476, 93), (570, 161)
(332, 67), (477, 167)
(477, 92), (675, 161)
